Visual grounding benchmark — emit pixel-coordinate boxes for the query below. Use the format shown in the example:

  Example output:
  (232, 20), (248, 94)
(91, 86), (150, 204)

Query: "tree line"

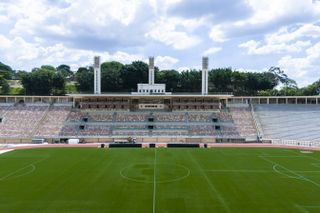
(0, 61), (319, 96)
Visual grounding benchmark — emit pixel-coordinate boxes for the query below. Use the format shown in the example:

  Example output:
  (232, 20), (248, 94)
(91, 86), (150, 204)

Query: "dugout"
(167, 143), (200, 148)
(109, 143), (142, 148)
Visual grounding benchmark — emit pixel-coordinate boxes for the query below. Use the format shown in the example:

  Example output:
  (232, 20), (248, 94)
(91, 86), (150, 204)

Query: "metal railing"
(249, 104), (264, 140)
(270, 138), (320, 147)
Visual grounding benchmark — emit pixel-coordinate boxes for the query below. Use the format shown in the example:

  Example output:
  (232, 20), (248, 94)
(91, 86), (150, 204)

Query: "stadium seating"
(154, 113), (187, 122)
(89, 113), (114, 122)
(115, 113), (146, 122)
(189, 125), (215, 136)
(254, 104), (320, 141)
(0, 105), (48, 138)
(66, 111), (85, 122)
(0, 103), (258, 139)
(188, 113), (212, 122)
(229, 107), (257, 139)
(34, 106), (72, 137)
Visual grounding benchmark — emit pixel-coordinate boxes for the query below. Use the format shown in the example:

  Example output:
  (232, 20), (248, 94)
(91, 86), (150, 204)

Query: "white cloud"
(148, 0), (181, 14)
(3, 0), (152, 49)
(0, 35), (92, 69)
(203, 47), (222, 56)
(66, 0), (141, 27)
(239, 23), (320, 55)
(177, 65), (201, 72)
(105, 51), (145, 65)
(208, 0), (320, 42)
(0, 0), (320, 88)
(145, 18), (201, 50)
(239, 40), (311, 55)
(0, 34), (11, 49)
(246, 0), (320, 25)
(155, 56), (179, 69)
(278, 42), (320, 86)
(0, 34), (178, 72)
(0, 14), (9, 23)
(0, 36), (41, 62)
(209, 25), (227, 42)
(266, 24), (320, 44)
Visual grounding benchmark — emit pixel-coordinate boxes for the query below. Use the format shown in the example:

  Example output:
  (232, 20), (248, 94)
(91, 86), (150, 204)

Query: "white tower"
(148, 57), (155, 85)
(201, 57), (209, 95)
(93, 56), (101, 94)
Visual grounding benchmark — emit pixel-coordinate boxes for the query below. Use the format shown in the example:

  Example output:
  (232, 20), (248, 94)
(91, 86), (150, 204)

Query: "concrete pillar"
(94, 56), (101, 94)
(202, 57), (209, 95)
(149, 57), (155, 85)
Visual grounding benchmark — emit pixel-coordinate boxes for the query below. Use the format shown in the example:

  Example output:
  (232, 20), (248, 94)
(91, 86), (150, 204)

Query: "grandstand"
(0, 94), (256, 143)
(254, 104), (320, 141)
(1, 95), (320, 145)
(1, 96), (320, 145)
(0, 56), (320, 146)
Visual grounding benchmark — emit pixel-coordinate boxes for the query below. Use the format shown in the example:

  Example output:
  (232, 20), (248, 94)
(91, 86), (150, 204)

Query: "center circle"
(120, 163), (190, 184)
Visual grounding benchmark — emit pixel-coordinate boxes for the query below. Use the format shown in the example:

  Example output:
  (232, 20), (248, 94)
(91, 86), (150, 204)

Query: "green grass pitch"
(1, 147), (320, 212)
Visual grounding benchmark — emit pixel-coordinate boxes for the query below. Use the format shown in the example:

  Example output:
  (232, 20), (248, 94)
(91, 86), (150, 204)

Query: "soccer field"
(1, 147), (320, 213)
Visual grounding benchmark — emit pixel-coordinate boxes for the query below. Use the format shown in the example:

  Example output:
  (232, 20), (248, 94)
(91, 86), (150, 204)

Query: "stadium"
(1, 55), (320, 212)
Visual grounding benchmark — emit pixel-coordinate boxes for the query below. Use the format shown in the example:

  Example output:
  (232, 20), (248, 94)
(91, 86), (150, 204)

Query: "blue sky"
(0, 0), (320, 87)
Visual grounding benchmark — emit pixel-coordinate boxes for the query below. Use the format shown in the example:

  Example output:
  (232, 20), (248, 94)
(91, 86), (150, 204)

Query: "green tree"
(21, 67), (65, 95)
(178, 70), (201, 92)
(101, 61), (124, 92)
(299, 80), (320, 96)
(57, 64), (73, 79)
(75, 67), (94, 93)
(121, 61), (148, 91)
(52, 73), (66, 95)
(268, 67), (297, 95)
(230, 71), (247, 95)
(156, 69), (180, 92)
(0, 75), (10, 94)
(40, 65), (56, 72)
(209, 68), (233, 93)
(0, 62), (14, 79)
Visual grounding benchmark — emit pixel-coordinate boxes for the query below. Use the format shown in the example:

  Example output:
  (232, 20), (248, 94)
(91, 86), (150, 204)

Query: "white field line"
(205, 169), (320, 173)
(284, 149), (320, 164)
(258, 155), (309, 158)
(0, 149), (13, 155)
(205, 169), (271, 173)
(295, 204), (320, 213)
(299, 205), (320, 208)
(260, 156), (320, 188)
(272, 164), (302, 180)
(153, 148), (157, 213)
(188, 151), (232, 213)
(294, 204), (309, 213)
(312, 163), (320, 169)
(0, 164), (34, 181)
(120, 163), (190, 184)
(0, 158), (45, 181)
